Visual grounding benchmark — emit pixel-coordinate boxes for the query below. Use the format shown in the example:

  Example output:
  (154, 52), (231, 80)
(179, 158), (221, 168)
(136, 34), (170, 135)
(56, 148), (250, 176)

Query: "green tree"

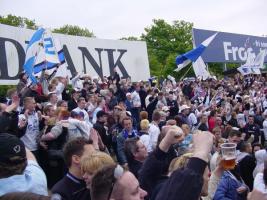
(141, 19), (193, 79)
(53, 25), (95, 37)
(0, 14), (37, 29)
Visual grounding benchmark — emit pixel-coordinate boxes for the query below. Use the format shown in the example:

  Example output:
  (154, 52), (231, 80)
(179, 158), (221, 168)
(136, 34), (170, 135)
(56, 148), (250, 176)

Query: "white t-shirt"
(148, 123), (160, 151)
(20, 112), (40, 151)
(140, 134), (152, 153)
(55, 82), (65, 101)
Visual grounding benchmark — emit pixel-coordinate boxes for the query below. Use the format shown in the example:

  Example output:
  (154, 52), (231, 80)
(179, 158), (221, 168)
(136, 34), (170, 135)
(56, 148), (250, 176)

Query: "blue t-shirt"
(0, 160), (48, 196)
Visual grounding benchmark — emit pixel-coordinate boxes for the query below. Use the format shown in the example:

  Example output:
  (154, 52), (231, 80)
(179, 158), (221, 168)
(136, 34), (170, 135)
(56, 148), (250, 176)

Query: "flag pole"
(180, 65), (193, 80)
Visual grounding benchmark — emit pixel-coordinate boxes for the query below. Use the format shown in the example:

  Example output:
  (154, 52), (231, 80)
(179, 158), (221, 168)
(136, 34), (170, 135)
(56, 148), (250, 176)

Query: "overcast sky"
(1, 0), (266, 39)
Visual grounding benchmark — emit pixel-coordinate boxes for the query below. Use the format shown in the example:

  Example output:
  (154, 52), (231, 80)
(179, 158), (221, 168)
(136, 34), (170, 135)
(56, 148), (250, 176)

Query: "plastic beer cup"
(220, 143), (237, 170)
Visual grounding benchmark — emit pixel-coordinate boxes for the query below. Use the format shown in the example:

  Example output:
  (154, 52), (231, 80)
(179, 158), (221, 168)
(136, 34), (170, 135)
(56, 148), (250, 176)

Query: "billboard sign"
(193, 28), (267, 63)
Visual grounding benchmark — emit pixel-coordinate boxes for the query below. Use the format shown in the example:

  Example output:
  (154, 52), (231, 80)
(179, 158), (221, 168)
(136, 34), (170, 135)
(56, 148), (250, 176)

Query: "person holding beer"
(213, 142), (249, 200)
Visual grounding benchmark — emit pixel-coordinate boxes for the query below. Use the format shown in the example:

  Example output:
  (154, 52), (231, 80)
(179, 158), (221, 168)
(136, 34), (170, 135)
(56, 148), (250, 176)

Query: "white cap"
(126, 92), (131, 96)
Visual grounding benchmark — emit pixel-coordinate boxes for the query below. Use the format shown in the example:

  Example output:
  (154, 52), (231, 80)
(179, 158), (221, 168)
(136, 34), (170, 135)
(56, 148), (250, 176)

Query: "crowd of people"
(0, 68), (267, 200)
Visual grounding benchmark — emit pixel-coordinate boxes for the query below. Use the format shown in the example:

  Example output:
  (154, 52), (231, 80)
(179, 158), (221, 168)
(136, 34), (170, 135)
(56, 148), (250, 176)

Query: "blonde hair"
(81, 151), (115, 174)
(140, 119), (149, 130)
(168, 153), (193, 173)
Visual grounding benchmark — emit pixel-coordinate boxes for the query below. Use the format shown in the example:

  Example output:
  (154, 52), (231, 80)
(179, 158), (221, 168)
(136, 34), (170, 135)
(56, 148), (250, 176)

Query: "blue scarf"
(122, 129), (138, 139)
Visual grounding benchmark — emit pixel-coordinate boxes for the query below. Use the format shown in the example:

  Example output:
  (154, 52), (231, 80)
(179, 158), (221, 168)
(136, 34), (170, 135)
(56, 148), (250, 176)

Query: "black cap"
(0, 133), (26, 164)
(96, 110), (108, 119)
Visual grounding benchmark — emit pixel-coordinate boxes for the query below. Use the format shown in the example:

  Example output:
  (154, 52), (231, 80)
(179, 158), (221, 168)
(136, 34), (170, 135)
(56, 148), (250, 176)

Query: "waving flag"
(23, 28), (45, 84)
(23, 28), (66, 85)
(175, 32), (218, 72)
(237, 50), (266, 75)
(33, 29), (65, 74)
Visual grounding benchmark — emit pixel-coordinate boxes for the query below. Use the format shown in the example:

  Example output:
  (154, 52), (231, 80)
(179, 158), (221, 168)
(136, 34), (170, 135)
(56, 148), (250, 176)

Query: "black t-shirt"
(52, 172), (91, 200)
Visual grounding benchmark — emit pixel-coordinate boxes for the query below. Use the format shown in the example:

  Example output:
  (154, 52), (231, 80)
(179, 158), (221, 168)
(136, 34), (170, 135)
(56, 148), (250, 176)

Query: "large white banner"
(0, 24), (150, 84)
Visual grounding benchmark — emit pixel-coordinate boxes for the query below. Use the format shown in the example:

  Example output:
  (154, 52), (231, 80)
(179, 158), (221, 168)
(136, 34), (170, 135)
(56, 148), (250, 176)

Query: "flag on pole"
(174, 32), (218, 72)
(33, 29), (65, 74)
(23, 28), (45, 84)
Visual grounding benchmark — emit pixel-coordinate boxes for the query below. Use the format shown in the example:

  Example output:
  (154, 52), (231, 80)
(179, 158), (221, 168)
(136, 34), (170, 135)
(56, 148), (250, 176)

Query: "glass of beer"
(220, 143), (237, 170)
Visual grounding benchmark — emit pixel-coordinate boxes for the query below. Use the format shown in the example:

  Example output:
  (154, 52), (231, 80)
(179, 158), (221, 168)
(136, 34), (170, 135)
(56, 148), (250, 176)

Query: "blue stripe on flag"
(176, 44), (206, 65)
(26, 28), (45, 51)
(24, 56), (38, 84)
(33, 49), (66, 74)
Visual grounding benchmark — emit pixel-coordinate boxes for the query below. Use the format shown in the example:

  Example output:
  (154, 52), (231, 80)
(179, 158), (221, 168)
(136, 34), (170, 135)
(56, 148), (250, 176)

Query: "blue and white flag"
(33, 29), (65, 74)
(237, 50), (266, 75)
(23, 28), (45, 84)
(175, 32), (218, 72)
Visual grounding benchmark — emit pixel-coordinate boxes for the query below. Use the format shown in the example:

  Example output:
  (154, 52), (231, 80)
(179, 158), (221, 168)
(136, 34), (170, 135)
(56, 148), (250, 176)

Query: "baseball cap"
(0, 133), (26, 164)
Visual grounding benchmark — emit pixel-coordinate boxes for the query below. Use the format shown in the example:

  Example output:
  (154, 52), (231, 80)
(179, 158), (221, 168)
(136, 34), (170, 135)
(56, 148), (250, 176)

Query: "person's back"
(0, 133), (47, 196)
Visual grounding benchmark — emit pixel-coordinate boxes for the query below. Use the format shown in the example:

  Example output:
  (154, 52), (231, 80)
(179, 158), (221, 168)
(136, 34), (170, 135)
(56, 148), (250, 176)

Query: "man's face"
(119, 172), (147, 200)
(99, 115), (107, 123)
(50, 94), (58, 103)
(27, 99), (36, 112)
(216, 118), (222, 125)
(127, 95), (131, 100)
(246, 143), (252, 154)
(73, 92), (80, 100)
(184, 108), (190, 115)
(134, 141), (148, 161)
(228, 136), (241, 144)
(202, 116), (208, 123)
(79, 100), (86, 109)
(124, 119), (132, 132)
(248, 117), (254, 124)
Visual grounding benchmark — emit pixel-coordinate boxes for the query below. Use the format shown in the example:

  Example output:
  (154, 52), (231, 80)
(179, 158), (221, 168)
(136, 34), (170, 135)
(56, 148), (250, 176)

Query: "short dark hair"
(63, 137), (92, 168)
(91, 164), (117, 200)
(57, 100), (67, 107)
(152, 110), (161, 121)
(238, 141), (250, 152)
(77, 97), (86, 103)
(48, 92), (56, 100)
(124, 137), (139, 163)
(228, 129), (241, 138)
(122, 117), (132, 126)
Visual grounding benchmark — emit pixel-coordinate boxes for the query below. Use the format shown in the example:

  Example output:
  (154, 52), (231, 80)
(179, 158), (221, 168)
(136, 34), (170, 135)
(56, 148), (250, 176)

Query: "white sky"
(1, 0), (267, 39)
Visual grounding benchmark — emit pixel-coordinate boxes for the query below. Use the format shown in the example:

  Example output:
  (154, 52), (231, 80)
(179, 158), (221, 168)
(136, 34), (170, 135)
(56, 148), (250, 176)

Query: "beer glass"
(220, 143), (237, 170)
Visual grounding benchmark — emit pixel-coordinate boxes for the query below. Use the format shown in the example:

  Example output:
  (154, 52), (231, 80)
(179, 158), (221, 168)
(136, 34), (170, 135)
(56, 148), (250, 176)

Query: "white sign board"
(0, 24), (150, 84)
